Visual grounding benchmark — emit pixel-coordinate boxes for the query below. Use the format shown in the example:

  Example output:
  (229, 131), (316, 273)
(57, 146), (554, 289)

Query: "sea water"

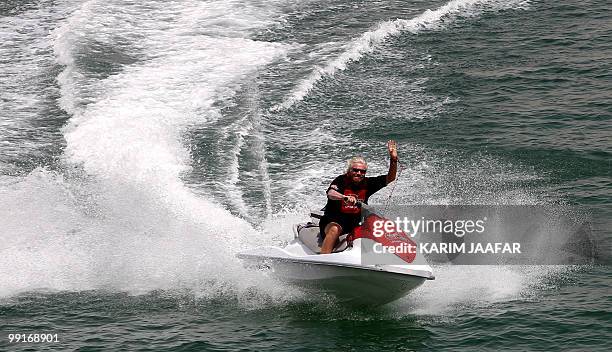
(1, 0), (610, 350)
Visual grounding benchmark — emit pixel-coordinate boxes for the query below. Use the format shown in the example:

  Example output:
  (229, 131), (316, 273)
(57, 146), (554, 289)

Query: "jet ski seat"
(296, 222), (349, 254)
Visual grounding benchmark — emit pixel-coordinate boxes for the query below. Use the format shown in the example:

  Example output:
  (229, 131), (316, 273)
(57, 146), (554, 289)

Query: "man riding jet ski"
(319, 140), (399, 253)
(237, 141), (434, 306)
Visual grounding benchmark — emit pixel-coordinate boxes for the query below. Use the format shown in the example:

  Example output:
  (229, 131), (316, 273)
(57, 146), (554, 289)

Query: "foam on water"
(0, 0), (299, 301)
(395, 265), (569, 316)
(0, 169), (304, 302)
(272, 0), (530, 111)
(0, 1), (78, 172)
(217, 83), (273, 222)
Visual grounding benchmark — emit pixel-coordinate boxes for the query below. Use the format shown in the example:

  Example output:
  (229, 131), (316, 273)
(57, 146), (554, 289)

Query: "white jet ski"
(237, 204), (434, 306)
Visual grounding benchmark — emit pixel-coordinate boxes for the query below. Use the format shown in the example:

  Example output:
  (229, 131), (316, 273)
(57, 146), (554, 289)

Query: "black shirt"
(323, 174), (387, 220)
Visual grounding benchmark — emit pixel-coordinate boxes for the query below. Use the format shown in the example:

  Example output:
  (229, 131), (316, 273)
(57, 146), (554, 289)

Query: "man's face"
(348, 162), (367, 184)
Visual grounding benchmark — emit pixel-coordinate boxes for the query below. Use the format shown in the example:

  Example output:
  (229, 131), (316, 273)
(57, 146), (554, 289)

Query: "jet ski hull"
(237, 244), (431, 306)
(255, 258), (426, 305)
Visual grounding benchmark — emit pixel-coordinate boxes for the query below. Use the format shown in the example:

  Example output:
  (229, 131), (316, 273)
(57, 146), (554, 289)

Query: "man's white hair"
(346, 156), (368, 173)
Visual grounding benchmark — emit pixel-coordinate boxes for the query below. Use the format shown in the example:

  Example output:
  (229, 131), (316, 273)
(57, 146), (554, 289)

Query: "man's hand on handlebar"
(343, 195), (358, 205)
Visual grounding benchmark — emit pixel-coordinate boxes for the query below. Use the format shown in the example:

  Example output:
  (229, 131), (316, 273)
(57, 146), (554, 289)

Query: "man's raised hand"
(387, 140), (398, 161)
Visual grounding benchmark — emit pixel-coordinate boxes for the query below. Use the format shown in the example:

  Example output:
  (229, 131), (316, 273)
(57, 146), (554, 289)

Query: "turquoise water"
(1, 0), (610, 350)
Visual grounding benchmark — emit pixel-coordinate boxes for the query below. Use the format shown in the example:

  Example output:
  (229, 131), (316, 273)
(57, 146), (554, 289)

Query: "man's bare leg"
(320, 223), (342, 254)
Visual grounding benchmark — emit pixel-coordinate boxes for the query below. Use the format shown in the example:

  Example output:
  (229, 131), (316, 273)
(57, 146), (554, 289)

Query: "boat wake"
(0, 0), (293, 301)
(271, 0), (530, 111)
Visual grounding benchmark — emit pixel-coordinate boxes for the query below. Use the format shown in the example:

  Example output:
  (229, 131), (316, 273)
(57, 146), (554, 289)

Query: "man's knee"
(324, 223), (342, 238)
(321, 223), (343, 254)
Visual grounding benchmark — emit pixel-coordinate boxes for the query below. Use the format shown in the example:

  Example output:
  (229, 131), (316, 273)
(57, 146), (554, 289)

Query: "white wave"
(55, 18), (289, 233)
(219, 96), (273, 222)
(223, 109), (258, 221)
(0, 2), (77, 168)
(0, 0), (299, 301)
(272, 0), (530, 111)
(394, 265), (568, 315)
(0, 169), (300, 301)
(243, 84), (273, 218)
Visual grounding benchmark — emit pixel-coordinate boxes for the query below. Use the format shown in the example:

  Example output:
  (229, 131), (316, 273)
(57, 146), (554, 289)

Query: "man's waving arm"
(386, 140), (399, 184)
